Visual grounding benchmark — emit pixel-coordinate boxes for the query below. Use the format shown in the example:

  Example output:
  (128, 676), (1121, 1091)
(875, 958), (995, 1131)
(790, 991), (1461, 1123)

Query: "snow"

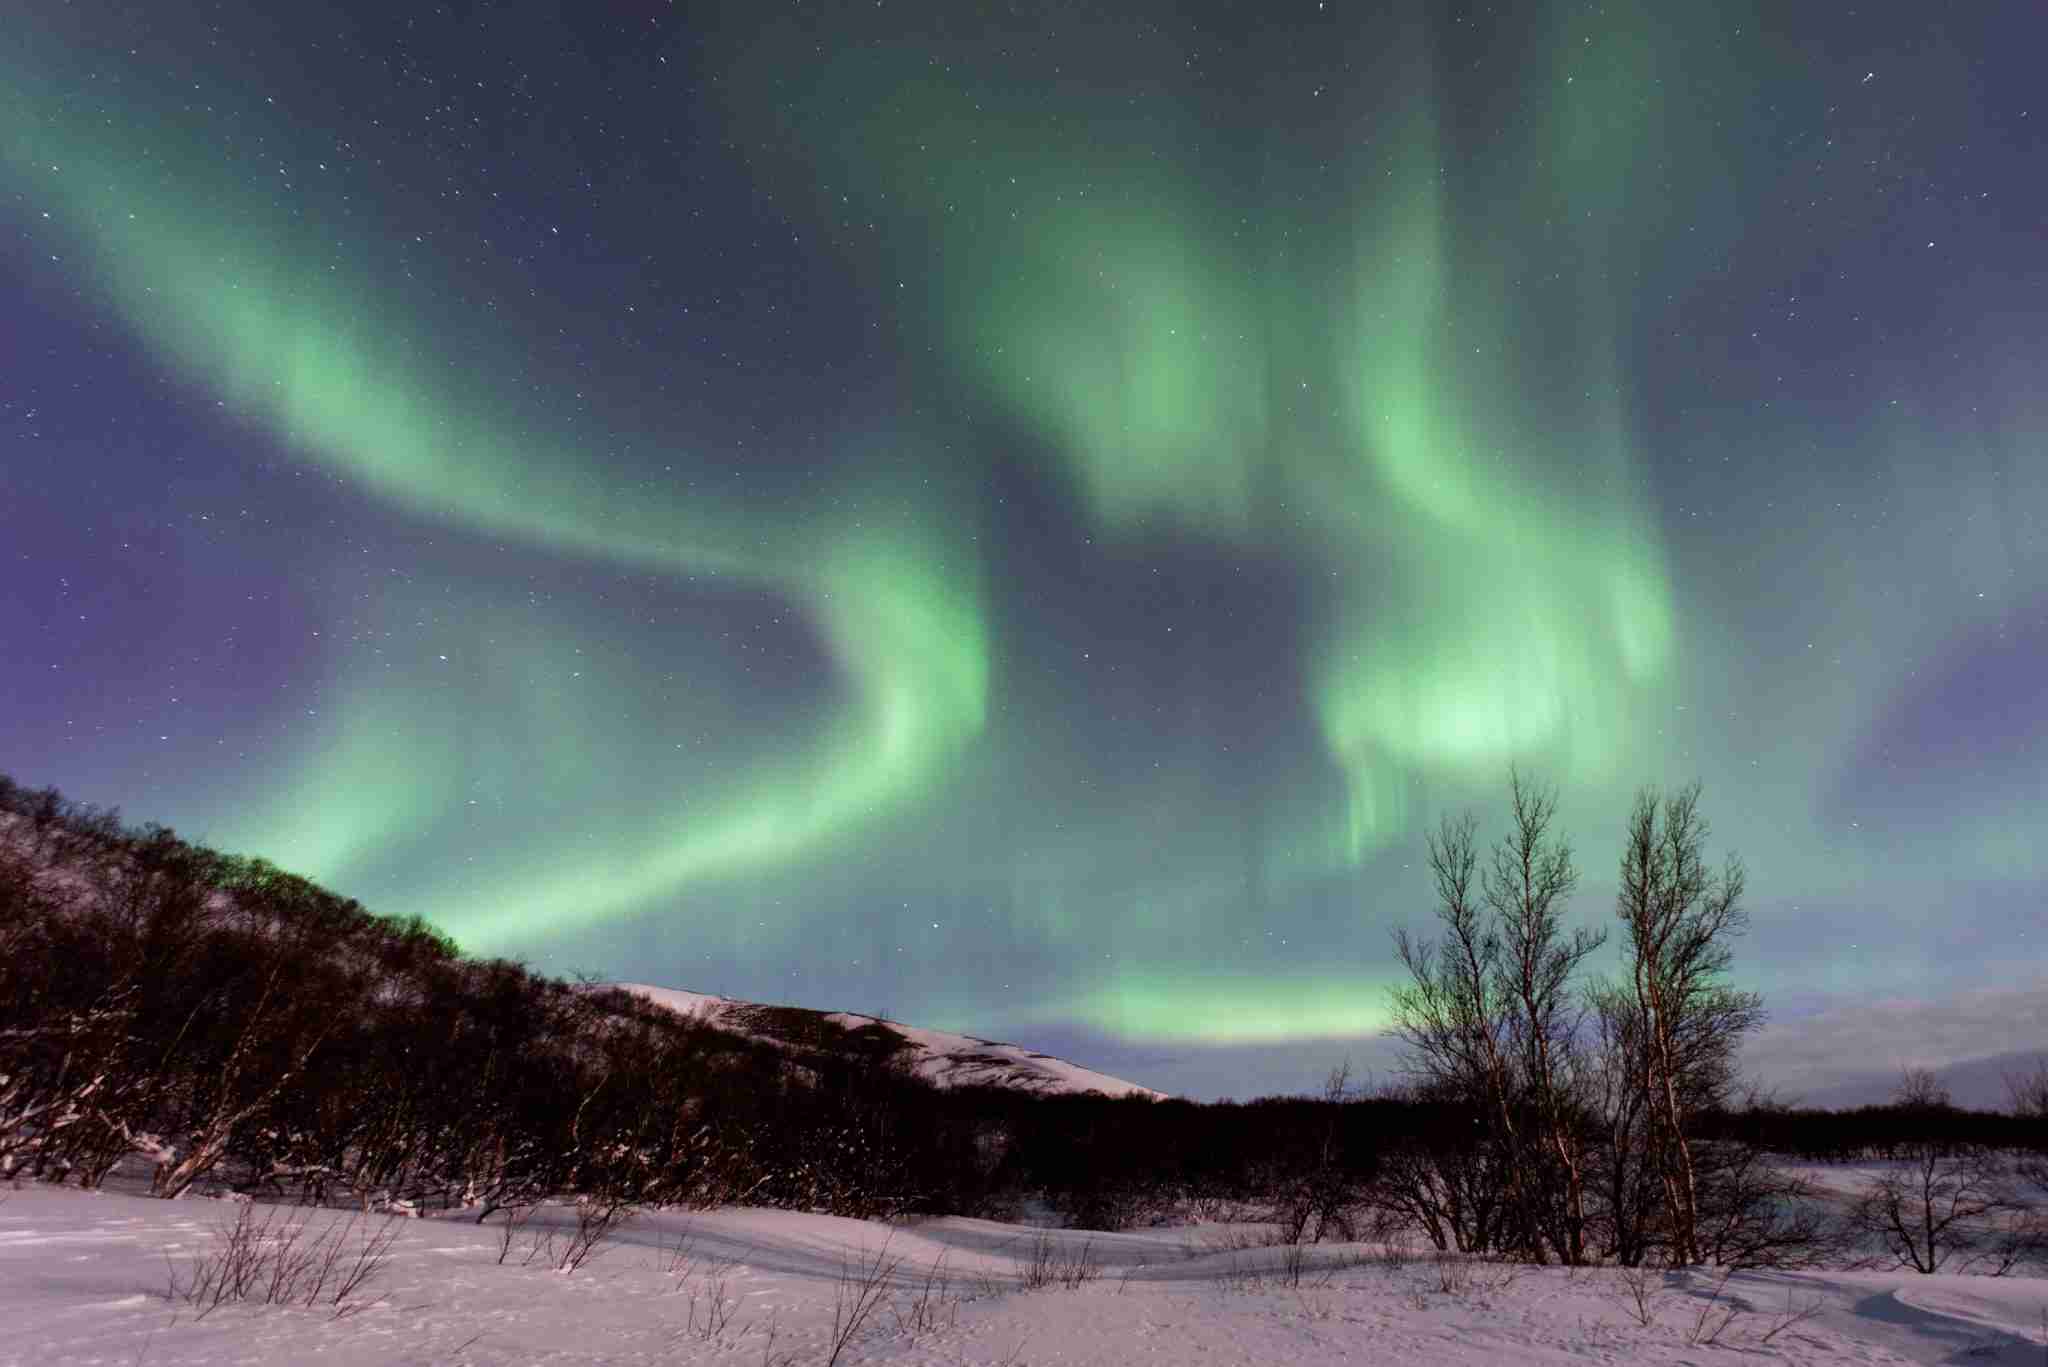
(5, 1183), (2045, 1366)
(610, 982), (1167, 1099)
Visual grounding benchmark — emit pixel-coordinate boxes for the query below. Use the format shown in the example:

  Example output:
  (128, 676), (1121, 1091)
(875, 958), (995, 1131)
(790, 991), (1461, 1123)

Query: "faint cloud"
(1744, 987), (2048, 1109)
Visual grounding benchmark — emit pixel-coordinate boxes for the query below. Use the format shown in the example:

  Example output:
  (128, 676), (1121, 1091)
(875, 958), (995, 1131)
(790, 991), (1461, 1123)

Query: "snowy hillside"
(610, 983), (1167, 1099)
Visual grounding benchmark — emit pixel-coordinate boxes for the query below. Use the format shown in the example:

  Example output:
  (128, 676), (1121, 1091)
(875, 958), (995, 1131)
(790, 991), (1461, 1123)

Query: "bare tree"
(1370, 1077), (1514, 1254)
(1849, 1070), (2035, 1274)
(1270, 1061), (1368, 1244)
(1390, 810), (1532, 1256)
(1484, 773), (1603, 1264)
(2008, 1058), (2048, 1119)
(1692, 1101), (1844, 1270)
(2005, 1058), (2048, 1199)
(1613, 784), (1762, 1266)
(1583, 982), (1661, 1266)
(1386, 774), (1606, 1264)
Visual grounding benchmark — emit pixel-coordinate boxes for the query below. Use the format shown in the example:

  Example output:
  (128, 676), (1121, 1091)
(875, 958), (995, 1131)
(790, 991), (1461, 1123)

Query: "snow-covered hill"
(609, 983), (1167, 1100)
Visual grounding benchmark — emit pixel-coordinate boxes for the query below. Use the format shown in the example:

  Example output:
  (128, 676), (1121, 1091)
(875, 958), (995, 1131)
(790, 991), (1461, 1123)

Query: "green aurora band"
(1, 51), (989, 950)
(730, 2), (1683, 866)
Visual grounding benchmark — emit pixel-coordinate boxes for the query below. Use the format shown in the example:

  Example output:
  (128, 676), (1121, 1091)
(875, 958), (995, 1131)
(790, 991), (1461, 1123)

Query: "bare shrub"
(557, 1196), (634, 1273)
(1470, 1260), (1526, 1297)
(653, 1228), (692, 1280)
(1614, 1262), (1659, 1327)
(1274, 1239), (1337, 1290)
(1757, 1287), (1825, 1345)
(1218, 1250), (1265, 1295)
(493, 1203), (533, 1266)
(1013, 1230), (1098, 1290)
(1371, 1238), (1410, 1270)
(659, 1227), (739, 1320)
(519, 1223), (558, 1268)
(1201, 1224), (1285, 1253)
(1015, 1230), (1058, 1290)
(826, 1241), (900, 1367)
(1294, 1286), (1336, 1320)
(165, 1201), (400, 1317)
(1686, 1266), (1740, 1345)
(968, 1257), (1009, 1301)
(892, 1251), (959, 1340)
(1363, 1206), (1412, 1269)
(678, 1261), (739, 1343)
(751, 1307), (798, 1367)
(1053, 1237), (1099, 1289)
(1431, 1246), (1474, 1295)
(1989, 1213), (2048, 1277)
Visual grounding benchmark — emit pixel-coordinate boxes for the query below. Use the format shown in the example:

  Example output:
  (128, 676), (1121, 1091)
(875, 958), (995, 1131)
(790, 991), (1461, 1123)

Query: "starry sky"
(5, 0), (2044, 1102)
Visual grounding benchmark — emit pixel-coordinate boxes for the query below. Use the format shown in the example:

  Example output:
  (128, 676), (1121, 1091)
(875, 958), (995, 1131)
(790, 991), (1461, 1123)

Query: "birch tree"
(1613, 784), (1761, 1266)
(1388, 774), (1606, 1264)
(1484, 773), (1604, 1264)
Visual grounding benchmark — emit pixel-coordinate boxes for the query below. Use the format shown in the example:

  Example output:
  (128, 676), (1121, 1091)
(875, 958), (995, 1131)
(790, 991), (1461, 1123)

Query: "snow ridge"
(609, 983), (1166, 1099)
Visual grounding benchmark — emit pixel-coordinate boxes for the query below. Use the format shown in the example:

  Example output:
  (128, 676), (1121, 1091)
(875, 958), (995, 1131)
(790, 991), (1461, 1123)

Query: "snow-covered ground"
(5, 1183), (2046, 1366)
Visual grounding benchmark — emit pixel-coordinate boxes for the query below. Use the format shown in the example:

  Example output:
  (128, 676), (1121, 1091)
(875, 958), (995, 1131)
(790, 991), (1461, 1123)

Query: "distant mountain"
(1764, 1047), (2044, 1113)
(609, 983), (1167, 1100)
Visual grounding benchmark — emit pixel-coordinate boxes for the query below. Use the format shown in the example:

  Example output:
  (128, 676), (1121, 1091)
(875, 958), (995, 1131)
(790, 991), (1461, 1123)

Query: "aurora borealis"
(5, 1), (2044, 1099)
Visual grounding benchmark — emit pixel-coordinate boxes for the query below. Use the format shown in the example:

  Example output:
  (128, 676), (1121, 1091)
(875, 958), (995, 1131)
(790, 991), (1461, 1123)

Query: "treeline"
(1697, 1097), (2039, 1164)
(2, 773), (2041, 1273)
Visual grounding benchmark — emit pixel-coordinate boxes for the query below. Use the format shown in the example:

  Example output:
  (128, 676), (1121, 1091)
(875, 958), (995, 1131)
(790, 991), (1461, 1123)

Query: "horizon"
(1, 779), (2041, 1114)
(594, 973), (2048, 1113)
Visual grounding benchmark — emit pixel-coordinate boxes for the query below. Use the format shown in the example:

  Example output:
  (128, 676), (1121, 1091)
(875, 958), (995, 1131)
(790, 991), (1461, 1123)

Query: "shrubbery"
(0, 775), (994, 1214)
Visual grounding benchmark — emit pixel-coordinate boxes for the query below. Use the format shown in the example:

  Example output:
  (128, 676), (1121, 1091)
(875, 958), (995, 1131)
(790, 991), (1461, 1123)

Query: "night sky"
(5, 1), (2044, 1101)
